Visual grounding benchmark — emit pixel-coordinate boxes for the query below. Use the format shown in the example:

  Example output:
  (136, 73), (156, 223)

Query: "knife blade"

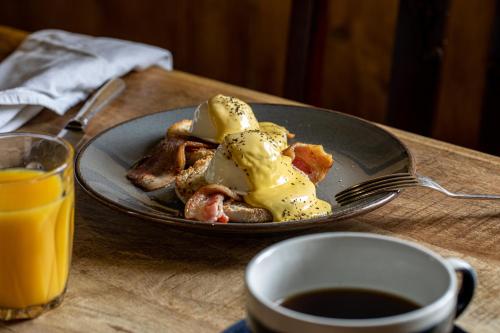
(57, 78), (126, 151)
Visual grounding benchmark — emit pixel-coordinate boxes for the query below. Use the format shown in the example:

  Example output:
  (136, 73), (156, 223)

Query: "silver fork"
(335, 173), (500, 206)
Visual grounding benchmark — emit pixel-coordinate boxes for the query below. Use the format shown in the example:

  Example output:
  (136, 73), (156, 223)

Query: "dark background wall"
(0, 0), (498, 155)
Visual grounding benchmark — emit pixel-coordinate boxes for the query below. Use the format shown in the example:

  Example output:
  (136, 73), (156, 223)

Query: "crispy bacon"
(175, 155), (213, 203)
(185, 147), (214, 167)
(167, 119), (193, 138)
(184, 185), (240, 223)
(127, 136), (213, 191)
(283, 143), (333, 184)
(183, 184), (273, 223)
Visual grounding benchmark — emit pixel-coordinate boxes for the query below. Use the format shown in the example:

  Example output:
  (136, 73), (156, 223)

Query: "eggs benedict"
(204, 130), (332, 221)
(128, 94), (334, 223)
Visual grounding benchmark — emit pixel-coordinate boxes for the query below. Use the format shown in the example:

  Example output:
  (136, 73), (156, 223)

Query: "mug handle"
(446, 258), (477, 318)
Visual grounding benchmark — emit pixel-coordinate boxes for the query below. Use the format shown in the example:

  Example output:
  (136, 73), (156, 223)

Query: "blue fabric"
(222, 320), (250, 333)
(221, 319), (468, 333)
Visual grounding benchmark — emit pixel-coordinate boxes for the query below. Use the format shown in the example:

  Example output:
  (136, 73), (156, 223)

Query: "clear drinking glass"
(0, 133), (74, 320)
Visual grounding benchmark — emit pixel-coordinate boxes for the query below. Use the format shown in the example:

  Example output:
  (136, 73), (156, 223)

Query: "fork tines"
(335, 173), (418, 205)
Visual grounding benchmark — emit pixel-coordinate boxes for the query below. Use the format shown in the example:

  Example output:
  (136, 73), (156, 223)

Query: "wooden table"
(1, 33), (500, 333)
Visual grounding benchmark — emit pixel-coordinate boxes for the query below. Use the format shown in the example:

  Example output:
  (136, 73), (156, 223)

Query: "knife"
(57, 78), (126, 151)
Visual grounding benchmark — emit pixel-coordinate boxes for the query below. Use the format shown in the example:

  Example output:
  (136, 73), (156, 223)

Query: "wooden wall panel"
(433, 0), (496, 148)
(387, 0), (450, 137)
(316, 0), (399, 123)
(0, 0), (291, 96)
(244, 1), (291, 96)
(480, 0), (500, 156)
(0, 0), (497, 153)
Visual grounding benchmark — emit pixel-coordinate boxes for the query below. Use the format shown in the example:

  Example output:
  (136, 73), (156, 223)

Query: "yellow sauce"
(0, 169), (74, 308)
(224, 131), (331, 221)
(259, 122), (289, 151)
(208, 94), (259, 142)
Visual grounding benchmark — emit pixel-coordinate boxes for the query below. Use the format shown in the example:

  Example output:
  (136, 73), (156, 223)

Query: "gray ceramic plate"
(76, 104), (415, 233)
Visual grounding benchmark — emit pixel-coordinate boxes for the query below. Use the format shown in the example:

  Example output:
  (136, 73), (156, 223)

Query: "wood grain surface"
(0, 66), (496, 332)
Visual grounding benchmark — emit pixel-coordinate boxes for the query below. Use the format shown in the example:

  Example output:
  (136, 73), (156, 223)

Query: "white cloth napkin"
(0, 29), (173, 132)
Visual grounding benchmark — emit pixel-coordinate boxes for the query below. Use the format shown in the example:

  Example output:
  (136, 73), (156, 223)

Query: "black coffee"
(279, 288), (420, 319)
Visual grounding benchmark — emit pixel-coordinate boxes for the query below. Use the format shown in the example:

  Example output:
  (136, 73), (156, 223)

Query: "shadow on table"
(75, 186), (500, 272)
(74, 188), (375, 268)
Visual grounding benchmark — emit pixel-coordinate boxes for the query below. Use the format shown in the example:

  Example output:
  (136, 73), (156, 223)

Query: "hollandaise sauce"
(208, 94), (259, 143)
(0, 169), (74, 308)
(224, 131), (331, 221)
(258, 122), (289, 151)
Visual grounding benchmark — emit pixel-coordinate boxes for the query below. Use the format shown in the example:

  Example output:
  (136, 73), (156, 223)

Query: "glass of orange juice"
(0, 132), (74, 320)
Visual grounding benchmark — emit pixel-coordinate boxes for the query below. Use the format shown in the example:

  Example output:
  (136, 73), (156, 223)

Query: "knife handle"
(63, 78), (126, 132)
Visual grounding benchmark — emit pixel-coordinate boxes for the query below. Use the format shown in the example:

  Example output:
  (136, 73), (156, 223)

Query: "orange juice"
(0, 169), (74, 309)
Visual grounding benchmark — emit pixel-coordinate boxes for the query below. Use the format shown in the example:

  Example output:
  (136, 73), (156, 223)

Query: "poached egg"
(190, 94), (259, 143)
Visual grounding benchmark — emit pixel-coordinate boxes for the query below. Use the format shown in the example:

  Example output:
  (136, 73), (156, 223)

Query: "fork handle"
(437, 193), (500, 200)
(416, 174), (500, 200)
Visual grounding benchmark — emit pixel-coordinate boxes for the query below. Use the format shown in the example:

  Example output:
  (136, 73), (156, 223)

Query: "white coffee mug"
(245, 232), (476, 333)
